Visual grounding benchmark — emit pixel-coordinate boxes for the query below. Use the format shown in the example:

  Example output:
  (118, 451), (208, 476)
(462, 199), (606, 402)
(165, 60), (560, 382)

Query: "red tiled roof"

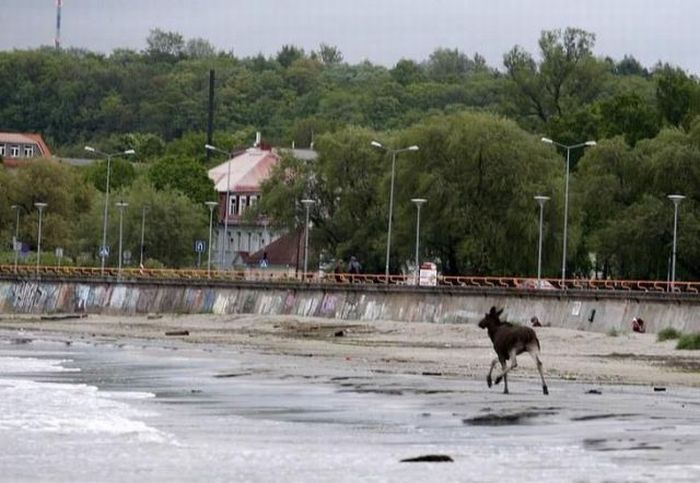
(246, 229), (305, 267)
(0, 132), (52, 157)
(208, 148), (280, 194)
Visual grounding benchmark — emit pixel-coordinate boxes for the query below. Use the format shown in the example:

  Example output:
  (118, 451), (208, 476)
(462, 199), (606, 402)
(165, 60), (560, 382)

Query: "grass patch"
(657, 327), (683, 342)
(607, 328), (619, 337)
(676, 333), (700, 350)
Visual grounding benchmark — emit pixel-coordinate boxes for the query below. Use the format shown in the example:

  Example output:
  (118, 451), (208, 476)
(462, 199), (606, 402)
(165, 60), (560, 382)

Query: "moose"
(478, 306), (548, 395)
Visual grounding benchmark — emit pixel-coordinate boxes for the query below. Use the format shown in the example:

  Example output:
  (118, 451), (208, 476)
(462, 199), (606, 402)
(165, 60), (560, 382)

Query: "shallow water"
(1, 330), (700, 482)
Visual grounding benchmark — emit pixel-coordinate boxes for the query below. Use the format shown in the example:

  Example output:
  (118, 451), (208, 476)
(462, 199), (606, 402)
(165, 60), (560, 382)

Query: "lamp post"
(115, 201), (128, 278)
(301, 199), (315, 280)
(534, 196), (550, 289)
(205, 201), (218, 276)
(371, 141), (419, 282)
(34, 202), (47, 276)
(84, 146), (136, 274)
(11, 204), (20, 272)
(541, 137), (596, 284)
(139, 205), (149, 268)
(668, 194), (685, 290)
(205, 144), (233, 269)
(411, 198), (427, 286)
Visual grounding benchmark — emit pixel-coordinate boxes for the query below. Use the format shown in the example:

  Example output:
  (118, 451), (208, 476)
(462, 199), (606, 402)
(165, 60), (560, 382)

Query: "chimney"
(254, 132), (261, 147)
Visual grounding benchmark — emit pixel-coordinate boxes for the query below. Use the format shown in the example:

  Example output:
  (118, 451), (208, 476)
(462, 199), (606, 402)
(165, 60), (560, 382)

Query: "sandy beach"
(1, 313), (699, 389)
(4, 313), (700, 481)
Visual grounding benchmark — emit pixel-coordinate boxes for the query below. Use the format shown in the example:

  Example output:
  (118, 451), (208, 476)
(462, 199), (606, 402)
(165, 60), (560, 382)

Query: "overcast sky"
(2, 0), (698, 73)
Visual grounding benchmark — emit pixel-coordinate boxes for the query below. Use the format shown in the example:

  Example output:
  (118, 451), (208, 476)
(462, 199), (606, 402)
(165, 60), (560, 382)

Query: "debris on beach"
(400, 454), (453, 463)
(165, 330), (189, 336)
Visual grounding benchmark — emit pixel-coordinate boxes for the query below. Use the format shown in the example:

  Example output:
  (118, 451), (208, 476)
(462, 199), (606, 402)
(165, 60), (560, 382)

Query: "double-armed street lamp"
(301, 199), (315, 279)
(115, 201), (129, 278)
(411, 198), (427, 286)
(84, 146), (136, 274)
(205, 201), (218, 276)
(34, 202), (48, 276)
(534, 195), (551, 289)
(205, 144), (233, 269)
(541, 137), (596, 284)
(668, 194), (685, 290)
(371, 141), (419, 282)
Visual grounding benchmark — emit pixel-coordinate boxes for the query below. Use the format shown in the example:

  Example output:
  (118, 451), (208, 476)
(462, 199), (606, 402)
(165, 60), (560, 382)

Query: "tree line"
(1, 28), (699, 279)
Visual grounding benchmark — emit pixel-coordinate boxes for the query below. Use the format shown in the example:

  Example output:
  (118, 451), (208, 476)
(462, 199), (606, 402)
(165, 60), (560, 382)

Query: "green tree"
(655, 64), (698, 128)
(75, 178), (208, 267)
(145, 28), (185, 61)
(85, 158), (137, 193)
(503, 28), (606, 128)
(146, 156), (216, 204)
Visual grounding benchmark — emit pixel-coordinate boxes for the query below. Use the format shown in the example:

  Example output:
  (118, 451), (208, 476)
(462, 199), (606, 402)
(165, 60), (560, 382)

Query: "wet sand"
(1, 313), (699, 389)
(3, 313), (700, 481)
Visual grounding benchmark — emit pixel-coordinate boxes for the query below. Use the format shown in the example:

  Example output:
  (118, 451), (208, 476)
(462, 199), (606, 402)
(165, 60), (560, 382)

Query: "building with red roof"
(207, 141), (317, 270)
(0, 132), (52, 166)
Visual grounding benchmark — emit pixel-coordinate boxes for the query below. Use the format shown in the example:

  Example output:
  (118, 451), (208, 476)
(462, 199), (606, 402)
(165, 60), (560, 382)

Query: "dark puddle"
(584, 438), (663, 452)
(463, 409), (557, 426)
(571, 413), (637, 422)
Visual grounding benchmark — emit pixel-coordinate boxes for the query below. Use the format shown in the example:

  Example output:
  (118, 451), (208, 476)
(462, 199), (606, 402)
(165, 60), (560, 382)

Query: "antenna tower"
(55, 0), (63, 49)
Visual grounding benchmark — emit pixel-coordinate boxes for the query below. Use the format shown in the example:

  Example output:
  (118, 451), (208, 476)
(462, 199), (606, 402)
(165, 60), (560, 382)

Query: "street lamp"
(371, 140), (419, 282)
(205, 144), (233, 269)
(115, 201), (128, 277)
(205, 201), (218, 276)
(301, 199), (315, 279)
(34, 202), (47, 276)
(534, 195), (551, 289)
(411, 198), (427, 286)
(84, 146), (136, 274)
(11, 204), (20, 272)
(139, 205), (149, 268)
(668, 194), (685, 290)
(541, 137), (596, 284)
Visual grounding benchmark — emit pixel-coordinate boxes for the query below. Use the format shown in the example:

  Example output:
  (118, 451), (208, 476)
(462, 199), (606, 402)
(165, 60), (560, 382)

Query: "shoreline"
(1, 313), (700, 389)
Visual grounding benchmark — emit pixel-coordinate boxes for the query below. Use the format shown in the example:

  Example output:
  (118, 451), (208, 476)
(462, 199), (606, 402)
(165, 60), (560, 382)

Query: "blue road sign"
(194, 240), (206, 253)
(99, 245), (110, 258)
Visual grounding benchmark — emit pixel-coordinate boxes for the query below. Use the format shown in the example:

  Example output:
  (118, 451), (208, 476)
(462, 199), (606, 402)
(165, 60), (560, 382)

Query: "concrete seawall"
(1, 279), (699, 334)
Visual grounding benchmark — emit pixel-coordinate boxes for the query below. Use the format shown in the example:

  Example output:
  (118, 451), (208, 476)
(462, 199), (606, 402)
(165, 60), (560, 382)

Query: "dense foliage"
(2, 27), (700, 277)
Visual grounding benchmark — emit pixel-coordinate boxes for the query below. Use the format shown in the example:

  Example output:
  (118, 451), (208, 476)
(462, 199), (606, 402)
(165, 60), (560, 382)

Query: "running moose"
(478, 306), (549, 395)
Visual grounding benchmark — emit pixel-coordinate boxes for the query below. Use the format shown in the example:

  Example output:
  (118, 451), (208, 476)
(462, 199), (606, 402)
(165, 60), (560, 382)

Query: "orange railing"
(1, 264), (700, 294)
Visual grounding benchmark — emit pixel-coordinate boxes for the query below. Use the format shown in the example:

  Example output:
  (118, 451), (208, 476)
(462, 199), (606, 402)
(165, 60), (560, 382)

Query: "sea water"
(1, 331), (700, 482)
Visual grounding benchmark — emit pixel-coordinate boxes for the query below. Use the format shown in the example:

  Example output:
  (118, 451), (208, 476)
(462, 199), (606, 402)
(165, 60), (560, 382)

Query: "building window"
(0, 145), (5, 156)
(239, 195), (248, 215)
(249, 195), (258, 207)
(236, 232), (242, 251)
(229, 195), (237, 216)
(259, 232), (264, 248)
(24, 145), (34, 157)
(10, 145), (20, 157)
(247, 233), (252, 251)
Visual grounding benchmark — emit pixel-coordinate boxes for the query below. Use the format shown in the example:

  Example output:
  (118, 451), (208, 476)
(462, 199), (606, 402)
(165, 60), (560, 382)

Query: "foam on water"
(0, 355), (80, 374)
(0, 356), (165, 443)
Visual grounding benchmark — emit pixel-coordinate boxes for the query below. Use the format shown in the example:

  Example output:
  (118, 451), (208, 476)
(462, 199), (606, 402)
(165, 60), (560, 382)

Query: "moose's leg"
(529, 350), (549, 395)
(487, 357), (499, 388)
(494, 349), (518, 388)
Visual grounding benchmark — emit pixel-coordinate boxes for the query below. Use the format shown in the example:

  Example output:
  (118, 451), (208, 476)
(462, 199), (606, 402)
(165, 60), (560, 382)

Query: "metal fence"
(1, 264), (698, 294)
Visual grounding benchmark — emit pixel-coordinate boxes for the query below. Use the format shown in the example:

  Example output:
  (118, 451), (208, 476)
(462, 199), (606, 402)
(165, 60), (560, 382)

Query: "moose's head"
(478, 306), (504, 329)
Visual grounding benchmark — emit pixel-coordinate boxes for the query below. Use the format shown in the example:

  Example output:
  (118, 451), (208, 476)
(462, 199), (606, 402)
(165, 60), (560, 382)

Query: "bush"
(657, 327), (682, 342)
(676, 333), (700, 350)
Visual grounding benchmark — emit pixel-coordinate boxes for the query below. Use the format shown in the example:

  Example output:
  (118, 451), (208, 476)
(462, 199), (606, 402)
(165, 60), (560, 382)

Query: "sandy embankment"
(1, 313), (699, 388)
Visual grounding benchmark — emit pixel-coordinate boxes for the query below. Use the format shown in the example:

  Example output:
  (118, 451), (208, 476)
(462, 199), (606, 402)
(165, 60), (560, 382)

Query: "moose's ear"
(489, 306), (497, 314)
(496, 308), (504, 317)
